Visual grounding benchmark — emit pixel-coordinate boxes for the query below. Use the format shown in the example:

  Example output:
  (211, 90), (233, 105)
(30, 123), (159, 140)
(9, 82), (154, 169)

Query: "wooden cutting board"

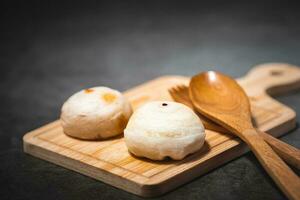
(23, 63), (300, 197)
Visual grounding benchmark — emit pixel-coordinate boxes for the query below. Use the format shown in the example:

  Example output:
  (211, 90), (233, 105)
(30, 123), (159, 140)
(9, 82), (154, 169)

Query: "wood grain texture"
(242, 129), (300, 200)
(189, 68), (300, 200)
(23, 63), (300, 197)
(259, 130), (300, 170)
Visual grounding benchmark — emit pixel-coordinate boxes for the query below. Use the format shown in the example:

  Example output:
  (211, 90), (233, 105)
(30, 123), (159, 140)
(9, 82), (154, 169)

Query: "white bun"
(61, 87), (132, 140)
(124, 101), (205, 160)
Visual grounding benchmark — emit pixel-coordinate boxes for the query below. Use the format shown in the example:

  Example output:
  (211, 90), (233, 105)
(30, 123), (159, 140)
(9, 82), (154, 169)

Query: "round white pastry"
(61, 87), (132, 140)
(124, 101), (205, 160)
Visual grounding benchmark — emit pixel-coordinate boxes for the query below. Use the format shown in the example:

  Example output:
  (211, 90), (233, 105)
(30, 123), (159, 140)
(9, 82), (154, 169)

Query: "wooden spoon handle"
(243, 129), (300, 200)
(259, 130), (300, 170)
(201, 116), (300, 170)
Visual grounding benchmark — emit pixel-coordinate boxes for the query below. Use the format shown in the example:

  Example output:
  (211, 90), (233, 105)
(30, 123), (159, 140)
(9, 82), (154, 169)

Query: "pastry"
(61, 87), (132, 140)
(124, 101), (205, 160)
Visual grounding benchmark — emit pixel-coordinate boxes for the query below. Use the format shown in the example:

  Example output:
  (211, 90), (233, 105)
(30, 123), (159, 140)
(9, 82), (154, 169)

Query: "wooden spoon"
(189, 71), (300, 200)
(169, 84), (300, 170)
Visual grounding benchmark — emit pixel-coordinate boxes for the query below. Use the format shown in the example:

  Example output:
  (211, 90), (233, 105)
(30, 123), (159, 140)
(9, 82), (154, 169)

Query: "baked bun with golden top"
(124, 101), (205, 160)
(61, 87), (132, 140)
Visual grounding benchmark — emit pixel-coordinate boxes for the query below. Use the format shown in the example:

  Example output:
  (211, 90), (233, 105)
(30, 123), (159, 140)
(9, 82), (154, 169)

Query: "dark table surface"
(1, 1), (300, 199)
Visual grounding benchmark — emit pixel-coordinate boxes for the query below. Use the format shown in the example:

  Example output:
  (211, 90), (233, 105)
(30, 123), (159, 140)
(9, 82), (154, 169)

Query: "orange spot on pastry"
(102, 93), (116, 103)
(84, 88), (94, 93)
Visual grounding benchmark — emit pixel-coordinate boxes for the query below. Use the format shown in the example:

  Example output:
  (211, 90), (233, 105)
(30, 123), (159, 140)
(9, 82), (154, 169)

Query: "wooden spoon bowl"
(190, 71), (252, 135)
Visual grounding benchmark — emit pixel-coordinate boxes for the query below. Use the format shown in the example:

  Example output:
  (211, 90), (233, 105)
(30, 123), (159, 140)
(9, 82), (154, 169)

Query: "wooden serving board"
(23, 63), (300, 197)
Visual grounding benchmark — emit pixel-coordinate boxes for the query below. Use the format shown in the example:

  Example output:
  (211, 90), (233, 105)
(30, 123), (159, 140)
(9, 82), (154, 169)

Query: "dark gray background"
(1, 0), (300, 199)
